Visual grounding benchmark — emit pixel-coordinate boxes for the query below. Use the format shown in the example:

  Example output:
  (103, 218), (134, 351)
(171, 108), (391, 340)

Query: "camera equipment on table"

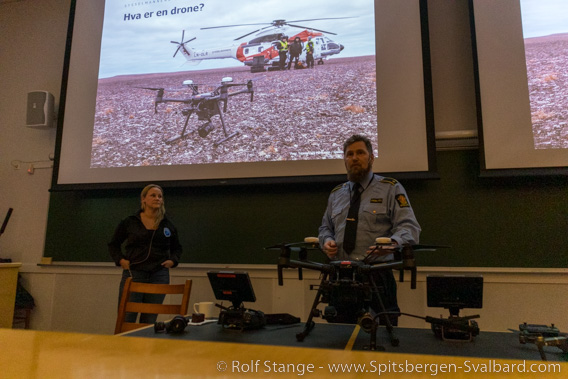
(207, 271), (266, 331)
(512, 323), (568, 361)
(424, 275), (483, 341)
(266, 238), (449, 350)
(154, 315), (190, 334)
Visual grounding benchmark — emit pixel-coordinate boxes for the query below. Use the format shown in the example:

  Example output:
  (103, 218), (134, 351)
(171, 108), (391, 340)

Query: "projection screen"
(52, 0), (436, 189)
(469, 0), (568, 175)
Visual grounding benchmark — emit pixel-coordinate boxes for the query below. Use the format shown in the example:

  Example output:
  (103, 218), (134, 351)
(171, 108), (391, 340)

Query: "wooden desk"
(126, 321), (568, 362)
(0, 262), (21, 328)
(1, 329), (566, 378)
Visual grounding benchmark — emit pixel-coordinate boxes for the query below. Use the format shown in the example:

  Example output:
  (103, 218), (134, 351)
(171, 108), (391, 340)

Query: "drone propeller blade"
(411, 244), (451, 251)
(265, 244), (289, 250)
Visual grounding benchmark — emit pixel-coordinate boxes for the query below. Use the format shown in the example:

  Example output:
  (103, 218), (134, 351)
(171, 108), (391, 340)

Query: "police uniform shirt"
(318, 170), (421, 261)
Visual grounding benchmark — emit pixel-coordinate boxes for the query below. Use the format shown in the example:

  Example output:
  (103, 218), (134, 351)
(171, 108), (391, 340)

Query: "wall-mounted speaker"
(26, 91), (55, 128)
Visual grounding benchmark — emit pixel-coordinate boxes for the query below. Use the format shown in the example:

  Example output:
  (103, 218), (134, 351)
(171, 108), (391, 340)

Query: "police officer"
(277, 35), (289, 71)
(305, 36), (315, 68)
(318, 134), (421, 325)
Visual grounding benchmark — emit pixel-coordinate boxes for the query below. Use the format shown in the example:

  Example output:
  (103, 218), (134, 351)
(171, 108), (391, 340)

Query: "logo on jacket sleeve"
(395, 194), (410, 208)
(163, 227), (171, 237)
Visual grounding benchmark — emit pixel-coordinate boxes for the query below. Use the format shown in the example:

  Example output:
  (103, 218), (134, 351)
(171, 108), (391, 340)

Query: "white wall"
(0, 0), (566, 336)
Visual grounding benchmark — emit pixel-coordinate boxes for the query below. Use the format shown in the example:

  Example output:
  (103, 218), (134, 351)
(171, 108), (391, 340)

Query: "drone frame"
(144, 78), (255, 147)
(268, 241), (419, 350)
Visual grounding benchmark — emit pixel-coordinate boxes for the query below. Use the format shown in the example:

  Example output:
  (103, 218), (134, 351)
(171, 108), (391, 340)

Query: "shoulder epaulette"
(380, 177), (398, 186)
(331, 183), (346, 193)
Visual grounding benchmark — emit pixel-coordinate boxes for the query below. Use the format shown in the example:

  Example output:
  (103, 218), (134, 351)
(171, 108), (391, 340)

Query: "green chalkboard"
(44, 150), (568, 267)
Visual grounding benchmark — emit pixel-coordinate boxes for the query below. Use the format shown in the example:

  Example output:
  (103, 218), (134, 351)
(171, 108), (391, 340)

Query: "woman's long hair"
(140, 184), (166, 228)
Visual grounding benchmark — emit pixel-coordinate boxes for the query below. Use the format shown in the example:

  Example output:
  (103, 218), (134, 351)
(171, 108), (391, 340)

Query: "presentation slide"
(470, 0), (568, 173)
(54, 0), (434, 188)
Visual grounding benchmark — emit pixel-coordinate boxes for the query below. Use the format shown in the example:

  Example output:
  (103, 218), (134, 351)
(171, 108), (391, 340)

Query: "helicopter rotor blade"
(171, 30), (196, 57)
(201, 22), (271, 30)
(203, 16), (357, 39)
(286, 17), (357, 23)
(286, 24), (337, 35)
(234, 28), (263, 41)
(172, 45), (182, 58)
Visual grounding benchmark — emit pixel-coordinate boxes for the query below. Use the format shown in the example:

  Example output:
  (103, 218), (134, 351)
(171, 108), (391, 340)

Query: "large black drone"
(139, 77), (256, 146)
(266, 238), (449, 350)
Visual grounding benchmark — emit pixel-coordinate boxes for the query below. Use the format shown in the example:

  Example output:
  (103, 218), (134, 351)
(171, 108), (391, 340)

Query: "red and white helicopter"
(171, 18), (349, 72)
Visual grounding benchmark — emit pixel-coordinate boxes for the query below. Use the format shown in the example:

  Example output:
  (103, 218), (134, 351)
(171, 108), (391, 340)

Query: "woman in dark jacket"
(109, 184), (183, 324)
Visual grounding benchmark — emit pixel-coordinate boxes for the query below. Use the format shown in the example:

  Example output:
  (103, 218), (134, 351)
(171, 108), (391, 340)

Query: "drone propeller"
(171, 30), (196, 57)
(265, 237), (320, 251)
(411, 244), (451, 251)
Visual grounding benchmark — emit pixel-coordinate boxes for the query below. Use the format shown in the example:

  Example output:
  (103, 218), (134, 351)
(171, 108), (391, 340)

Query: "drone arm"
(367, 260), (404, 273)
(227, 88), (252, 99)
(277, 258), (332, 284)
(288, 259), (331, 273)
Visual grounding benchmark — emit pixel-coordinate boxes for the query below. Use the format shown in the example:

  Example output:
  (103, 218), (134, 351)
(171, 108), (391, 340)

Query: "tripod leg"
(296, 273), (328, 342)
(369, 275), (399, 347)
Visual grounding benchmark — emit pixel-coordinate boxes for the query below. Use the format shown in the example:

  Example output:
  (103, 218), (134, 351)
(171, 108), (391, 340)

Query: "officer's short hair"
(343, 134), (373, 155)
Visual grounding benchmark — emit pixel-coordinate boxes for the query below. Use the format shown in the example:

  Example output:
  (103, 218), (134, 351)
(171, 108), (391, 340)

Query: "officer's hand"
(161, 260), (174, 269)
(119, 259), (130, 270)
(323, 240), (338, 259)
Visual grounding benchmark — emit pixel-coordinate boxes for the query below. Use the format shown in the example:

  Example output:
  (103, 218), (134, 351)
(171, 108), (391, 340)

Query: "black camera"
(218, 308), (266, 330)
(154, 315), (189, 334)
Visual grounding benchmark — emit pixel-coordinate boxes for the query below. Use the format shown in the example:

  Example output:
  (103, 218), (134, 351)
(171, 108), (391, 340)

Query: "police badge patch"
(395, 194), (410, 208)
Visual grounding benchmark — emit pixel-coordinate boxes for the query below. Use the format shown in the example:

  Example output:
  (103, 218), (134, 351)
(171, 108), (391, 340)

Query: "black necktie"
(343, 183), (362, 254)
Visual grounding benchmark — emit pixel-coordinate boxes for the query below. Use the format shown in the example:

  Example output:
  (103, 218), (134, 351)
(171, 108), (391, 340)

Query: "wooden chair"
(114, 277), (192, 334)
(12, 307), (33, 329)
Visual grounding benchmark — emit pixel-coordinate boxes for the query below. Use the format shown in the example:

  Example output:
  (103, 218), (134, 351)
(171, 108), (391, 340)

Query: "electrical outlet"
(12, 161), (21, 170)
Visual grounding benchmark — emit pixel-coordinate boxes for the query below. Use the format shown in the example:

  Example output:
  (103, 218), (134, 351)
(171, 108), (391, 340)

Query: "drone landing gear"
(164, 101), (238, 146)
(212, 101), (238, 146)
(165, 109), (194, 144)
(368, 275), (399, 350)
(295, 272), (399, 351)
(296, 272), (328, 342)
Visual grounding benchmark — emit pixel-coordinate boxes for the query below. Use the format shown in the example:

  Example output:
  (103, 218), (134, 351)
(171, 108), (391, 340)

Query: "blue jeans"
(118, 267), (170, 324)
